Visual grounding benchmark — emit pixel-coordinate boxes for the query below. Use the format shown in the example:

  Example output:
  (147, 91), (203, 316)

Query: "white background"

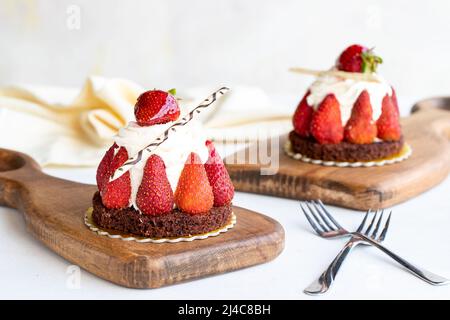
(1, 0), (450, 99)
(0, 0), (450, 299)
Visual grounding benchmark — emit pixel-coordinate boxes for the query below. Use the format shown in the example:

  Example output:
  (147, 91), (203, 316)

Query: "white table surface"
(1, 95), (449, 300)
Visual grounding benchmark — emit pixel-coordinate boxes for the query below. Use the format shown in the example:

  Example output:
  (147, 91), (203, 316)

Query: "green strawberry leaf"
(168, 88), (177, 96)
(361, 49), (383, 73)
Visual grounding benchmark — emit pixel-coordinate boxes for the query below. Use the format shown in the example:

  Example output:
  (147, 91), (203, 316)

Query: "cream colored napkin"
(0, 76), (291, 167)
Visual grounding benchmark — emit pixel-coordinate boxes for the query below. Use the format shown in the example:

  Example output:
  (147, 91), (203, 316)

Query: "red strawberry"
(344, 90), (377, 144)
(101, 147), (131, 209)
(174, 153), (214, 214)
(376, 94), (402, 141)
(96, 143), (118, 192)
(136, 155), (174, 215)
(293, 91), (313, 137)
(310, 94), (344, 144)
(134, 89), (180, 126)
(337, 44), (382, 73)
(204, 141), (234, 207)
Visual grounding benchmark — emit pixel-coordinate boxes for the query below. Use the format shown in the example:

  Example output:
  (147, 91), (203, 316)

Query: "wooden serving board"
(0, 149), (284, 288)
(225, 98), (450, 210)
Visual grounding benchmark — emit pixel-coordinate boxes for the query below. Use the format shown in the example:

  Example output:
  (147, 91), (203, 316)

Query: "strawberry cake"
(288, 45), (405, 163)
(91, 89), (235, 239)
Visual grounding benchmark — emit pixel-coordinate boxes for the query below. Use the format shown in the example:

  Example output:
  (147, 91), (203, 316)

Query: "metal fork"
(301, 200), (449, 295)
(302, 205), (389, 295)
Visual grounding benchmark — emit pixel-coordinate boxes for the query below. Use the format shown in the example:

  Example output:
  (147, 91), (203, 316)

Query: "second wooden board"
(225, 100), (450, 210)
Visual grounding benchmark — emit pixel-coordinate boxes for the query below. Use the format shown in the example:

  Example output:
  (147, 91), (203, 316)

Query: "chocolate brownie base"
(92, 192), (233, 238)
(288, 131), (404, 162)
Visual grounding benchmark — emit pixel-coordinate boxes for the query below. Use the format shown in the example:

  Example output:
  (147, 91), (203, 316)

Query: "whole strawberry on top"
(134, 88), (180, 126)
(288, 45), (405, 163)
(337, 44), (383, 73)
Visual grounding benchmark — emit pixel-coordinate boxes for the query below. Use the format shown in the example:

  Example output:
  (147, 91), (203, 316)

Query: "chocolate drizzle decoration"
(109, 87), (230, 182)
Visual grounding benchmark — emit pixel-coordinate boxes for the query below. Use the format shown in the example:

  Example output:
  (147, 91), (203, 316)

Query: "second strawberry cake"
(91, 89), (235, 239)
(288, 44), (406, 163)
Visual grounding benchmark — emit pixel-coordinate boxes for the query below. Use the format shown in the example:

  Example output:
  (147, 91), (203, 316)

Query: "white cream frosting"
(306, 74), (393, 125)
(113, 118), (209, 209)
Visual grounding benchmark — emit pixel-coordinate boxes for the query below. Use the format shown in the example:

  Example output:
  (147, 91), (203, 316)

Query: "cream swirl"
(114, 119), (209, 209)
(306, 74), (393, 125)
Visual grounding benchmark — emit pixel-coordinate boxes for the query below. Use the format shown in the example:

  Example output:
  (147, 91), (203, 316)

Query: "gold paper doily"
(84, 207), (236, 243)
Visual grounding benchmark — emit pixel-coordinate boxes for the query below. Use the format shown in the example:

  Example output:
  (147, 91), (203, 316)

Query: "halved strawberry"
(134, 89), (180, 126)
(376, 94), (402, 141)
(100, 147), (131, 209)
(136, 154), (174, 215)
(344, 90), (377, 144)
(96, 143), (118, 192)
(204, 140), (234, 206)
(310, 94), (344, 144)
(293, 91), (313, 137)
(174, 153), (214, 214)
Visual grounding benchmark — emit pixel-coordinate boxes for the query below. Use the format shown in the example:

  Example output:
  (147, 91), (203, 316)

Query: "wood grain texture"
(225, 102), (450, 210)
(0, 150), (284, 288)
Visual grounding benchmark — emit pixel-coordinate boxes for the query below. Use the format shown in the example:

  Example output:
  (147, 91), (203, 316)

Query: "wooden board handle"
(410, 98), (450, 141)
(411, 97), (450, 114)
(0, 149), (47, 209)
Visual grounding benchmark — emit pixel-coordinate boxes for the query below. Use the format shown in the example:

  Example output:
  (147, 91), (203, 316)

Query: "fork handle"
(358, 234), (450, 286)
(304, 239), (361, 295)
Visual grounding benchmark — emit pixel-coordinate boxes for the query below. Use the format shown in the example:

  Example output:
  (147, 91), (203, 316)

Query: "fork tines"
(358, 209), (392, 241)
(300, 200), (343, 236)
(301, 200), (392, 241)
